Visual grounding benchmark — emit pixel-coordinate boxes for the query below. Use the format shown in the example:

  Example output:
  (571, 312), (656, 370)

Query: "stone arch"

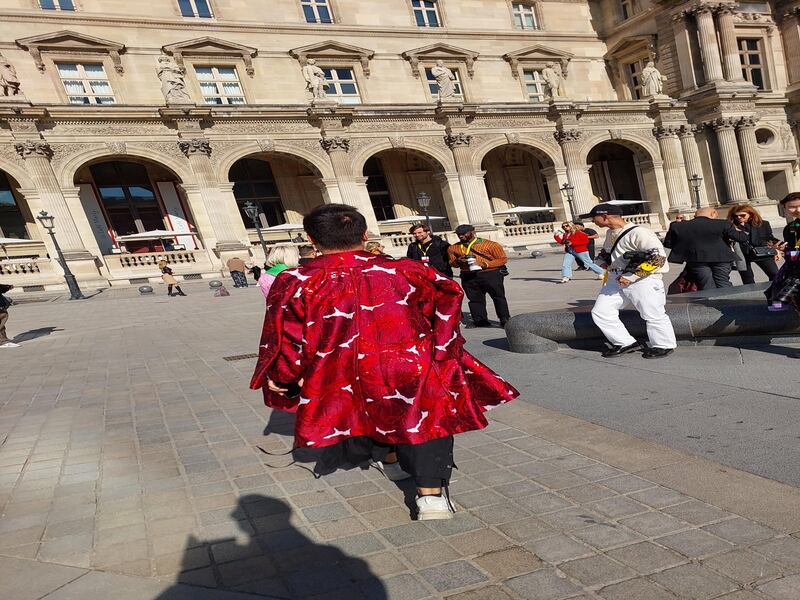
(471, 135), (563, 171)
(351, 139), (454, 177)
(215, 141), (333, 182)
(0, 156), (36, 191)
(58, 146), (192, 189)
(578, 130), (660, 165)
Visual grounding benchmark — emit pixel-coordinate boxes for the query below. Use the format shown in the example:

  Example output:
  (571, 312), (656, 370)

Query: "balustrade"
(501, 223), (556, 237)
(117, 251), (198, 269)
(0, 259), (44, 276)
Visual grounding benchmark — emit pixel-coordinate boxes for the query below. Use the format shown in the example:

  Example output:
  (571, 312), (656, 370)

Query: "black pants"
(739, 258), (779, 285)
(395, 436), (454, 488)
(461, 270), (511, 325)
(686, 262), (732, 290)
(167, 285), (185, 296)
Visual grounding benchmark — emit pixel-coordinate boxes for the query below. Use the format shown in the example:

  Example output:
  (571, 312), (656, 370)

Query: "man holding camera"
(447, 224), (510, 328)
(767, 193), (800, 312)
(583, 204), (677, 359)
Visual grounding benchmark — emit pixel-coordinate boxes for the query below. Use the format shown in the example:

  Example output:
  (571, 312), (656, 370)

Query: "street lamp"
(243, 201), (269, 260)
(559, 182), (576, 221)
(36, 210), (85, 300)
(688, 173), (703, 210)
(416, 191), (432, 231)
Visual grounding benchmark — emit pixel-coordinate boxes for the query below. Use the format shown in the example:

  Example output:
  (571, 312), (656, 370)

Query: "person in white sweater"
(580, 203), (677, 359)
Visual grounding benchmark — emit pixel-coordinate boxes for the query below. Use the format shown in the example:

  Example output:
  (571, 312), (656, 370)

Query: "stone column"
(178, 138), (248, 252)
(694, 4), (726, 82)
(555, 129), (594, 216)
(14, 141), (91, 258)
(709, 118), (749, 203)
(653, 126), (692, 210)
(736, 116), (769, 201)
(444, 133), (494, 226)
(320, 137), (380, 235)
(780, 7), (800, 85)
(678, 125), (709, 207)
(717, 5), (747, 82)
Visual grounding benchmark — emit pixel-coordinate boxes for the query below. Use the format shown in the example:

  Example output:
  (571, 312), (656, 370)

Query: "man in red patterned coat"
(251, 205), (518, 521)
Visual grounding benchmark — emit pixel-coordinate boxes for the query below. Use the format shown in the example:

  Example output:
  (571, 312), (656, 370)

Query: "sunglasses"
(734, 213), (749, 218)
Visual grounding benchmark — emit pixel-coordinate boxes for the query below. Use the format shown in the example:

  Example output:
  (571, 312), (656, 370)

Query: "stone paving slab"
(1, 270), (799, 599)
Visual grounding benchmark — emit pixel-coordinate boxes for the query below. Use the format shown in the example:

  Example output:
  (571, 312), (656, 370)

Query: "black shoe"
(576, 266), (588, 271)
(601, 342), (642, 357)
(643, 347), (674, 359)
(499, 320), (509, 328)
(465, 320), (492, 329)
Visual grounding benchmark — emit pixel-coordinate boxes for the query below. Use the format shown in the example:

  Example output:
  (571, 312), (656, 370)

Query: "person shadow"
(12, 327), (62, 343)
(154, 495), (387, 599)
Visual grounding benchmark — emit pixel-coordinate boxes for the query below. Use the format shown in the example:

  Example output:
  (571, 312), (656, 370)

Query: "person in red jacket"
(554, 221), (605, 283)
(251, 204), (518, 521)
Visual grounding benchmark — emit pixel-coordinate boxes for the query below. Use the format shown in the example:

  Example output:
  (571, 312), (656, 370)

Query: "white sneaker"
(596, 274), (605, 280)
(560, 277), (570, 284)
(416, 495), (454, 520)
(0, 342), (19, 348)
(375, 461), (412, 482)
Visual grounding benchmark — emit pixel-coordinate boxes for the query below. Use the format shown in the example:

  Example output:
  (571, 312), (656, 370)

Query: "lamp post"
(243, 201), (269, 260)
(416, 191), (432, 231)
(688, 173), (703, 210)
(36, 210), (84, 300)
(559, 182), (576, 221)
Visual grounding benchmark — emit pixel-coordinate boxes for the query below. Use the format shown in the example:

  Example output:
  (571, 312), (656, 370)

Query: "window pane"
(40, 0), (56, 8)
(302, 5), (316, 21)
(222, 82), (242, 95)
(59, 0), (75, 9)
(340, 83), (357, 94)
(217, 68), (237, 79)
(415, 11), (426, 26)
(751, 69), (764, 89)
(195, 67), (214, 80)
(96, 97), (116, 104)
(83, 64), (105, 76)
(335, 68), (352, 80)
(318, 6), (332, 22)
(199, 82), (218, 94)
(89, 80), (112, 94)
(205, 97), (223, 104)
(57, 63), (80, 78)
(63, 80), (86, 94)
(195, 0), (213, 18)
(98, 187), (126, 203)
(177, 0), (194, 16)
(428, 11), (439, 26)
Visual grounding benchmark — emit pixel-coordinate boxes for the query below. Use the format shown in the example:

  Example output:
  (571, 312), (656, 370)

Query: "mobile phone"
(275, 381), (302, 398)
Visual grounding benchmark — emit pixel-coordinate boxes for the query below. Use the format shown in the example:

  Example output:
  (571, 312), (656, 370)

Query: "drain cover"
(223, 353), (259, 362)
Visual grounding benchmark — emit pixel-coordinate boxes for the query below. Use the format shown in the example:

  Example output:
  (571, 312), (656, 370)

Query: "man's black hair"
(303, 204), (367, 249)
(780, 192), (800, 206)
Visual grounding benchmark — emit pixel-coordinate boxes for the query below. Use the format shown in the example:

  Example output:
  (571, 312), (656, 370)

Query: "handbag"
(749, 246), (777, 260)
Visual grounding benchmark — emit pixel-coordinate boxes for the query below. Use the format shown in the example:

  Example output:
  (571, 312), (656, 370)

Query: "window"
(425, 67), (463, 99)
(412, 0), (441, 27)
(625, 58), (647, 99)
(739, 38), (765, 90)
(178, 0), (213, 17)
(523, 70), (546, 102)
(195, 66), (245, 104)
(90, 162), (164, 236)
(39, 0), (75, 10)
(56, 63), (115, 105)
(512, 3), (538, 30)
(364, 157), (395, 221)
(230, 159), (286, 228)
(301, 0), (333, 23)
(322, 68), (361, 104)
(0, 172), (28, 240)
(620, 0), (638, 19)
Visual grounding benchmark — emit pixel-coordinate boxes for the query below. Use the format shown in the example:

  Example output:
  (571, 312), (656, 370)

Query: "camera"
(768, 275), (800, 312)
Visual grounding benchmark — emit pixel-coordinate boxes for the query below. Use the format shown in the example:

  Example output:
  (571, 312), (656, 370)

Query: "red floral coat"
(250, 250), (519, 449)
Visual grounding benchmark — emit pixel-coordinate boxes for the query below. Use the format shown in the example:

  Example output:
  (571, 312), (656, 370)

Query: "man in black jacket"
(406, 224), (453, 277)
(663, 207), (748, 289)
(0, 283), (18, 348)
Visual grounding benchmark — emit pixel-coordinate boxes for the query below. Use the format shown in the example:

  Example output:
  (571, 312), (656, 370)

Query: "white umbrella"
(380, 216), (447, 225)
(604, 200), (648, 206)
(492, 206), (555, 216)
(115, 229), (199, 241)
(0, 237), (33, 259)
(264, 223), (306, 242)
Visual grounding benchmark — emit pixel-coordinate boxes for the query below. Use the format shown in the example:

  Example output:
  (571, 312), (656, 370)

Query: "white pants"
(591, 277), (677, 349)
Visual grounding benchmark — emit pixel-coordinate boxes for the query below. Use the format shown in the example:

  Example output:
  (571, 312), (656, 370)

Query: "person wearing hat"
(447, 225), (510, 327)
(582, 204), (677, 359)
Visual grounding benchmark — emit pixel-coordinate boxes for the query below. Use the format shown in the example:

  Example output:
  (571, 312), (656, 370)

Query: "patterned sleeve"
(625, 229), (667, 283)
(250, 272), (306, 392)
(418, 265), (465, 361)
(630, 252), (667, 280)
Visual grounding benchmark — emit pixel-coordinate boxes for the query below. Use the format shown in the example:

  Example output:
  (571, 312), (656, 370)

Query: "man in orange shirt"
(447, 224), (511, 328)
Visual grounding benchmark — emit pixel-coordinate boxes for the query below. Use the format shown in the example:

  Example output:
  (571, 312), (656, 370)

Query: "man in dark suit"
(663, 207), (748, 289)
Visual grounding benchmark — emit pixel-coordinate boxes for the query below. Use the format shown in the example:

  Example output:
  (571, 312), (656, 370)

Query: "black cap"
(578, 204), (624, 220)
(454, 224), (475, 235)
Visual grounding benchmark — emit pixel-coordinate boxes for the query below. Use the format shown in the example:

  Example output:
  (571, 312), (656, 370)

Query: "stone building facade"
(0, 0), (798, 289)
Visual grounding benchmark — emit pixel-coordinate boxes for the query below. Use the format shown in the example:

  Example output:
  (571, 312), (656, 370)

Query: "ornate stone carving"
(257, 138), (276, 153)
(209, 120), (315, 134)
(736, 116), (759, 129)
(609, 129), (625, 140)
(106, 141), (127, 154)
(319, 136), (350, 153)
(157, 55), (192, 105)
(554, 129), (582, 144)
(444, 133), (472, 148)
(708, 117), (738, 130)
(178, 138), (212, 156)
(0, 54), (23, 97)
(652, 126), (681, 139)
(678, 124), (702, 137)
(505, 132), (520, 144)
(579, 114), (651, 124)
(14, 140), (52, 159)
(389, 136), (406, 148)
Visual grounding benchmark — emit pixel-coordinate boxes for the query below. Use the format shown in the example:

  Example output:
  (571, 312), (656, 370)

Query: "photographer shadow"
(153, 495), (387, 599)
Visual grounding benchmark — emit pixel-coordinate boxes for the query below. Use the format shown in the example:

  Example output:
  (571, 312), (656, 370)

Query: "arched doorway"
(362, 149), (449, 231)
(587, 142), (647, 214)
(0, 170), (34, 240)
(74, 159), (197, 253)
(481, 145), (555, 224)
(229, 155), (324, 231)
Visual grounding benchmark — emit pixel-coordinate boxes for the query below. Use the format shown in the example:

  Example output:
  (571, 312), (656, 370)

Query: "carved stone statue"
(431, 60), (457, 100)
(0, 54), (22, 97)
(641, 61), (666, 97)
(157, 55), (192, 104)
(302, 59), (329, 101)
(542, 62), (566, 99)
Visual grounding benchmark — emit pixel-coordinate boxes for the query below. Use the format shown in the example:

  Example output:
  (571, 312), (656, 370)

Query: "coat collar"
(304, 250), (383, 268)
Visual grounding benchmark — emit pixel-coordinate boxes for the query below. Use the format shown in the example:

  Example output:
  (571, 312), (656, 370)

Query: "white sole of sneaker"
(417, 510), (453, 521)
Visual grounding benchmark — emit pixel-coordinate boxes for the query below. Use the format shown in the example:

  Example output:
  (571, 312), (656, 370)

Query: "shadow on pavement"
(12, 326), (62, 342)
(481, 337), (510, 351)
(153, 495), (387, 599)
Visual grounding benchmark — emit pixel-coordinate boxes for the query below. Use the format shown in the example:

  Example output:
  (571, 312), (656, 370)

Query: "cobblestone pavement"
(1, 261), (797, 599)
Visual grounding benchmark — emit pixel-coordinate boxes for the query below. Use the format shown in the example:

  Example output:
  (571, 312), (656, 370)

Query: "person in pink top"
(554, 221), (605, 283)
(258, 245), (300, 298)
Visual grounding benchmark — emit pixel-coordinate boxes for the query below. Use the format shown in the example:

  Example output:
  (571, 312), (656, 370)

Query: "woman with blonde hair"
(727, 203), (781, 284)
(158, 259), (186, 297)
(258, 244), (300, 298)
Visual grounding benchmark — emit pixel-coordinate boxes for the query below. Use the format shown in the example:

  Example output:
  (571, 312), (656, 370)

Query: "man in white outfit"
(581, 204), (677, 359)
